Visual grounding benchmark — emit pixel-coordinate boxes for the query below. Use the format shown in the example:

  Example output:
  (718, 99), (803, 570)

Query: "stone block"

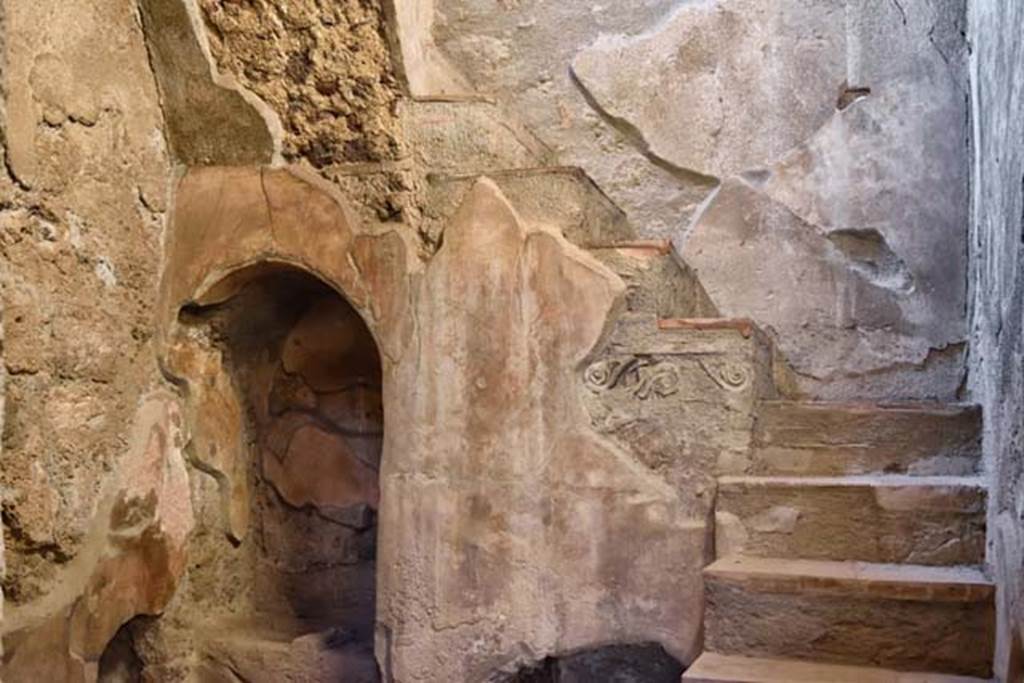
(750, 401), (982, 477)
(704, 557), (995, 677)
(716, 475), (986, 566)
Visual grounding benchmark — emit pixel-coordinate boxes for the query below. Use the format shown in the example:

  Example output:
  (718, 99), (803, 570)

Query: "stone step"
(703, 557), (995, 678)
(586, 241), (719, 318)
(716, 475), (986, 565)
(750, 401), (982, 477)
(424, 166), (633, 248)
(682, 652), (992, 683)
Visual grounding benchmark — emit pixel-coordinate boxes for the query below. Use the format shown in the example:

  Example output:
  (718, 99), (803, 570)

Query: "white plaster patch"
(715, 511), (749, 558)
(65, 211), (84, 249)
(34, 214), (58, 242)
(94, 258), (117, 287)
(748, 506), (801, 534)
(873, 485), (967, 512)
(716, 449), (751, 475)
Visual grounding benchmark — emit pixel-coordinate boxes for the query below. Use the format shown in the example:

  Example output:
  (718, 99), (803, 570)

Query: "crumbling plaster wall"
(968, 2), (1024, 680)
(420, 0), (972, 400)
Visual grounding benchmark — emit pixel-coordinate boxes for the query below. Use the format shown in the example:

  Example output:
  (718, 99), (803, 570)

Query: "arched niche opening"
(181, 263), (382, 680)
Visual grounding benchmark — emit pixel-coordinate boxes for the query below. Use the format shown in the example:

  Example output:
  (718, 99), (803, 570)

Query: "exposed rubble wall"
(198, 0), (401, 167)
(197, 0), (421, 227)
(968, 2), (1024, 680)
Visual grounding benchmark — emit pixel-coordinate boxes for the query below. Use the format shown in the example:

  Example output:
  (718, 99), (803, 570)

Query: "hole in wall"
(97, 619), (144, 683)
(184, 264), (383, 679)
(828, 228), (915, 294)
(501, 643), (685, 683)
(837, 82), (871, 110)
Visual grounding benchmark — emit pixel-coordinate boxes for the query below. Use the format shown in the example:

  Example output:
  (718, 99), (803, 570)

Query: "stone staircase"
(685, 401), (995, 681)
(354, 70), (1002, 673)
(574, 237), (996, 681)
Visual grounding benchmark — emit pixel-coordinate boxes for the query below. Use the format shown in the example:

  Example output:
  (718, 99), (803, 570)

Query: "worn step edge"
(658, 317), (757, 337)
(704, 556), (993, 602)
(757, 400), (981, 414)
(682, 652), (991, 683)
(717, 475), (987, 513)
(586, 238), (672, 252)
(745, 445), (982, 478)
(718, 474), (985, 489)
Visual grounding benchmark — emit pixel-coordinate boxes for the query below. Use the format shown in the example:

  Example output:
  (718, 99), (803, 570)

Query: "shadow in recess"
(505, 643), (684, 683)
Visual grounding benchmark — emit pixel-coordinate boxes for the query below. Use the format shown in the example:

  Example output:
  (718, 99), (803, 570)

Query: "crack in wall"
(890, 0), (908, 26)
(827, 228), (916, 295)
(568, 67), (718, 190)
(0, 131), (30, 192)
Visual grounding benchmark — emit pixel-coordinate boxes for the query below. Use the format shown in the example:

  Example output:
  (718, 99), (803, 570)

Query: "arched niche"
(167, 264), (386, 680)
(157, 166), (415, 538)
(155, 166), (414, 681)
(157, 166), (415, 370)
(180, 263), (383, 624)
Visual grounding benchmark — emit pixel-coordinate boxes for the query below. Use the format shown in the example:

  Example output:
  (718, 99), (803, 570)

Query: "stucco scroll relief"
(698, 358), (752, 392)
(585, 354), (751, 399)
(585, 357), (682, 399)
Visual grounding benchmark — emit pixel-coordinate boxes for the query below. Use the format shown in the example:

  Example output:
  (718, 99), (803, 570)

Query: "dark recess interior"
(505, 643), (685, 683)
